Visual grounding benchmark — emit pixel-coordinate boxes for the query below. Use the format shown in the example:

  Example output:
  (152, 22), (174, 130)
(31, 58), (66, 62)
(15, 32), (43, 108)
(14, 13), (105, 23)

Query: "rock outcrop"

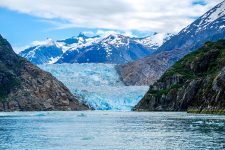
(0, 35), (89, 111)
(134, 40), (225, 114)
(116, 49), (186, 85)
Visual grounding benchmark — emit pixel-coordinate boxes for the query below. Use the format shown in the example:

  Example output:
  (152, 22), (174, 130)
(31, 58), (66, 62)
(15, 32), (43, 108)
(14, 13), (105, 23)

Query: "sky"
(0, 0), (223, 53)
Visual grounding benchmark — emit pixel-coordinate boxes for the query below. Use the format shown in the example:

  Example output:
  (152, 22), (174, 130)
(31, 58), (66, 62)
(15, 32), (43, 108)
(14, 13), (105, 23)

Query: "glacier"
(39, 63), (149, 110)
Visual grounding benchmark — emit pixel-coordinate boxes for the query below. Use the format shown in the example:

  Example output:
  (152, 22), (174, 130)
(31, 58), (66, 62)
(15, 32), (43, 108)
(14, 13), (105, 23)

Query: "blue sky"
(0, 7), (151, 52)
(0, 0), (223, 52)
(0, 8), (109, 50)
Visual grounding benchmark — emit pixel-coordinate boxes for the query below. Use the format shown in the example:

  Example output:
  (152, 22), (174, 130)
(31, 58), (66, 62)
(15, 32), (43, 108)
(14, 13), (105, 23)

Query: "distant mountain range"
(19, 33), (173, 64)
(117, 0), (225, 85)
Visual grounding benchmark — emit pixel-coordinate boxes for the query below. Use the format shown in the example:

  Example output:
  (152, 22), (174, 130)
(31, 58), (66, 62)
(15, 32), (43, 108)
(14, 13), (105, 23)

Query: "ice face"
(39, 63), (149, 110)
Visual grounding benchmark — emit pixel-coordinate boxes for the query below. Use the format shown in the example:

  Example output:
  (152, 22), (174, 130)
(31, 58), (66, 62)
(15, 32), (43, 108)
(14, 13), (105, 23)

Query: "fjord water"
(39, 63), (149, 110)
(0, 111), (225, 150)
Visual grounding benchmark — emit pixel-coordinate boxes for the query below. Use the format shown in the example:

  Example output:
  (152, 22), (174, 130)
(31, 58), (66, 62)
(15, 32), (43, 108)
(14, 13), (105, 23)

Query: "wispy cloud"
(0, 0), (222, 33)
(13, 45), (30, 53)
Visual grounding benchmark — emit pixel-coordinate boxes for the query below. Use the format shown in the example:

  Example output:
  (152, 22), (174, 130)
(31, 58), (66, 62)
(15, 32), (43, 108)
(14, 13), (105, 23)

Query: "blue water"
(0, 111), (225, 150)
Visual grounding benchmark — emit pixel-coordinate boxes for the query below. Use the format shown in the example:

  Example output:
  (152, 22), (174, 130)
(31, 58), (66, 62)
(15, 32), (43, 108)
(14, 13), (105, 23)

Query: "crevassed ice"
(39, 63), (149, 110)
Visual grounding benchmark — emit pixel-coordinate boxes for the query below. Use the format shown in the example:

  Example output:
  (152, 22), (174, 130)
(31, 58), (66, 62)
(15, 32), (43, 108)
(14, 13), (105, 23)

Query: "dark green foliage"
(160, 40), (225, 81)
(0, 36), (22, 102)
(0, 73), (19, 102)
(139, 40), (225, 113)
(149, 89), (170, 97)
(149, 84), (182, 97)
(0, 37), (8, 46)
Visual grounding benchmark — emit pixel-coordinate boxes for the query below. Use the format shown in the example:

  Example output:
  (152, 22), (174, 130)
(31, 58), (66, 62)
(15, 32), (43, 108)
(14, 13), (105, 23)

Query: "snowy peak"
(19, 32), (172, 64)
(20, 38), (58, 59)
(57, 33), (100, 48)
(100, 33), (173, 48)
(158, 0), (225, 53)
(57, 37), (78, 46)
(78, 32), (88, 38)
(32, 38), (55, 47)
(100, 34), (129, 47)
(181, 0), (225, 34)
(19, 39), (63, 65)
(135, 33), (174, 49)
(19, 33), (102, 64)
(77, 32), (96, 40)
(104, 33), (127, 39)
(119, 1), (225, 86)
(200, 1), (225, 25)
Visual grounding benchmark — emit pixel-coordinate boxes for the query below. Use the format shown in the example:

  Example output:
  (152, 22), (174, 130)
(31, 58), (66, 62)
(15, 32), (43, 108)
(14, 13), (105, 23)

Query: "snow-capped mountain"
(19, 33), (172, 64)
(56, 33), (173, 64)
(19, 33), (100, 64)
(117, 0), (225, 85)
(157, 0), (225, 53)
(19, 38), (63, 65)
(135, 33), (173, 49)
(56, 33), (100, 53)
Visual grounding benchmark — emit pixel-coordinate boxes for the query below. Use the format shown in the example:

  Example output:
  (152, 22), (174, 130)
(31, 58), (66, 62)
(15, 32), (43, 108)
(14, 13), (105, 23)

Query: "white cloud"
(0, 0), (223, 33)
(13, 38), (54, 53)
(13, 45), (29, 54)
(96, 30), (119, 36)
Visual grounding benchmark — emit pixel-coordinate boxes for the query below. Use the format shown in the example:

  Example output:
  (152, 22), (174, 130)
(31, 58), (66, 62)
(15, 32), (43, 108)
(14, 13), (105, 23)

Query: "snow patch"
(47, 56), (60, 64)
(206, 2), (225, 23)
(135, 33), (173, 48)
(219, 25), (225, 29)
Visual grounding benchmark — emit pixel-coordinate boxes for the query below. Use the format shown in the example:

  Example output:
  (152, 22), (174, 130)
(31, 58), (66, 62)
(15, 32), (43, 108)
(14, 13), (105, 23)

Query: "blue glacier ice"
(39, 63), (149, 110)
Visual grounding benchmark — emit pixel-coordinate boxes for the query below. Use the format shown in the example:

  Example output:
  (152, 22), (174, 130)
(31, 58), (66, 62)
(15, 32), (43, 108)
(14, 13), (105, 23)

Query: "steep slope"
(19, 38), (63, 64)
(134, 40), (225, 114)
(0, 35), (88, 111)
(116, 49), (186, 85)
(135, 33), (173, 50)
(158, 1), (225, 53)
(117, 0), (225, 85)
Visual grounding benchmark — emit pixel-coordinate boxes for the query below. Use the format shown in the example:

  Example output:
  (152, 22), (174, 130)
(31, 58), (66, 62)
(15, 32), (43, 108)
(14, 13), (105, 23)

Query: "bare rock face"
(116, 49), (187, 85)
(134, 41), (225, 114)
(0, 35), (89, 111)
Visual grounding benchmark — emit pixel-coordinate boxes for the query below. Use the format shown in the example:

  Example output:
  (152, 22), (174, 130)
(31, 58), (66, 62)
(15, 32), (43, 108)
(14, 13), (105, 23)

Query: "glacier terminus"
(39, 63), (149, 110)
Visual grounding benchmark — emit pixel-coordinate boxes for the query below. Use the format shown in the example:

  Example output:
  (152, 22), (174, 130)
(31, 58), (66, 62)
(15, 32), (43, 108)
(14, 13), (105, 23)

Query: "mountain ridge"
(134, 40), (225, 114)
(19, 33), (173, 64)
(117, 0), (225, 85)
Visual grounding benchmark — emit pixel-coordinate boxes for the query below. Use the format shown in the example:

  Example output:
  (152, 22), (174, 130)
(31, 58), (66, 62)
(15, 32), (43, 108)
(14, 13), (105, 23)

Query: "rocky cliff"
(0, 35), (89, 111)
(134, 40), (225, 114)
(116, 49), (186, 85)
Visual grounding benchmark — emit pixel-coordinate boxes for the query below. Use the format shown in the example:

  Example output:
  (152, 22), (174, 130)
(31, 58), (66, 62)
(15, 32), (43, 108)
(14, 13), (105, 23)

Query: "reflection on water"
(0, 111), (225, 150)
